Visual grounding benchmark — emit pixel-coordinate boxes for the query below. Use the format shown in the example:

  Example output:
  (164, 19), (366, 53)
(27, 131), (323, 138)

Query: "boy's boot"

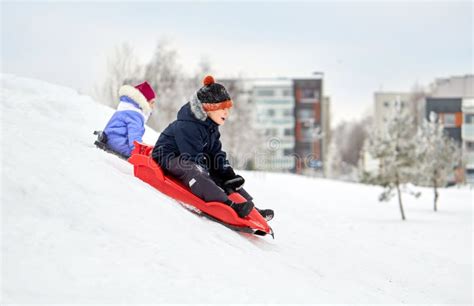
(256, 208), (274, 221)
(225, 199), (254, 218)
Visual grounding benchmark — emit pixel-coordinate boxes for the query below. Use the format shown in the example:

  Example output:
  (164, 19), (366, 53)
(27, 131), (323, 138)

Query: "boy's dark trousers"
(165, 157), (253, 204)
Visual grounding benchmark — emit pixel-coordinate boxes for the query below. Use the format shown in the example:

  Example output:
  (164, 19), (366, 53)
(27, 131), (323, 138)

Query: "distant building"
(365, 75), (473, 184)
(221, 76), (331, 176)
(248, 79), (296, 172)
(374, 92), (413, 135)
(423, 75), (474, 183)
(425, 98), (463, 141)
(293, 77), (329, 176)
(361, 92), (413, 178)
(462, 98), (474, 184)
(321, 96), (331, 176)
(418, 75), (474, 126)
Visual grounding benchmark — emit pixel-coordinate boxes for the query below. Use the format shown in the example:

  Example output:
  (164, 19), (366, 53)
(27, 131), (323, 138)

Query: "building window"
(283, 109), (293, 117)
(467, 169), (474, 183)
(282, 89), (292, 97)
(443, 113), (456, 127)
(284, 128), (294, 136)
(301, 88), (317, 99)
(466, 141), (474, 152)
(384, 101), (390, 107)
(257, 89), (275, 97)
(298, 109), (313, 119)
(265, 129), (278, 137)
(283, 148), (294, 156)
(301, 128), (314, 140)
(267, 109), (275, 117)
(465, 114), (474, 124)
(299, 149), (313, 157)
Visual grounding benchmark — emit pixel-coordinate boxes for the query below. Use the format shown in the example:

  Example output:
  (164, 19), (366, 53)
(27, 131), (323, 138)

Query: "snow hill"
(1, 74), (472, 304)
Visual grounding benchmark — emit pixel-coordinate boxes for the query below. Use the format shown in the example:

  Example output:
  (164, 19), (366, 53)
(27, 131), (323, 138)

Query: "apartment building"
(374, 92), (413, 134)
(369, 75), (473, 183)
(249, 79), (296, 172)
(222, 76), (330, 175)
(461, 99), (474, 183)
(424, 75), (474, 183)
(293, 78), (329, 176)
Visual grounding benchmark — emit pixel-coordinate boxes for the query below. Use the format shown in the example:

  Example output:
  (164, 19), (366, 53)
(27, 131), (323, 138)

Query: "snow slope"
(1, 74), (472, 304)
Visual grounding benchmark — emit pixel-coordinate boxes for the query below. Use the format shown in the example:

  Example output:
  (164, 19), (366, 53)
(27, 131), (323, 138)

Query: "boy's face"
(207, 108), (230, 125)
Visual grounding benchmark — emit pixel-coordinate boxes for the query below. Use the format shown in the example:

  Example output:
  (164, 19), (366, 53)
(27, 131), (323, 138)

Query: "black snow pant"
(165, 157), (253, 204)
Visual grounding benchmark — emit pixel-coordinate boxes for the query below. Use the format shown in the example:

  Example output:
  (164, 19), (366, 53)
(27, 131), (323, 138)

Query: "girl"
(99, 82), (156, 159)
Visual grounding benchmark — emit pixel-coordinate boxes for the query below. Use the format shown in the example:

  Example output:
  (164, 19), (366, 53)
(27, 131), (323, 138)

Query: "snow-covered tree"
(144, 40), (186, 131)
(98, 40), (186, 132)
(220, 78), (263, 169)
(407, 82), (427, 127)
(331, 116), (372, 180)
(363, 109), (419, 220)
(189, 57), (213, 90)
(415, 112), (462, 211)
(326, 139), (342, 179)
(95, 43), (142, 107)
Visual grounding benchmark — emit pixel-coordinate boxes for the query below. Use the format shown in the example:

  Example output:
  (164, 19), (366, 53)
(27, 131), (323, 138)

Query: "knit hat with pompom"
(196, 75), (233, 111)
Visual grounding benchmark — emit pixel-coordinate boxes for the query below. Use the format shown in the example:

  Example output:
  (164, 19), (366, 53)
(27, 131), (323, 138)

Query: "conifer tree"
(416, 112), (461, 211)
(364, 109), (419, 220)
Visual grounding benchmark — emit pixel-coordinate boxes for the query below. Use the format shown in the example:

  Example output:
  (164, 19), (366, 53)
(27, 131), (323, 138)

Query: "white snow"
(1, 74), (473, 304)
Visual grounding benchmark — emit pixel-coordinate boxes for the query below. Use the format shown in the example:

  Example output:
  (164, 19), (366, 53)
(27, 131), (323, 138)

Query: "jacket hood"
(189, 92), (207, 121)
(118, 85), (152, 117)
(177, 100), (218, 129)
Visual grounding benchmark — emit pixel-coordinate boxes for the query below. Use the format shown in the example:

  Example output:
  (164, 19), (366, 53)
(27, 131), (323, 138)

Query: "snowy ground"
(1, 74), (473, 304)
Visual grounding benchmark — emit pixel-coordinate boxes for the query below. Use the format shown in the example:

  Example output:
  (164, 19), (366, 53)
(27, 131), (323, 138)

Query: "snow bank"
(1, 74), (472, 304)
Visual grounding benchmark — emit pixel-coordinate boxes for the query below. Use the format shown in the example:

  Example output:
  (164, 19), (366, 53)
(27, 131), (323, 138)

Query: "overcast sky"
(1, 1), (472, 126)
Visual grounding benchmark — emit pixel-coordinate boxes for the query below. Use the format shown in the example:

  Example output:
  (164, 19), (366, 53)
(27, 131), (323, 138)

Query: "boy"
(152, 76), (273, 220)
(97, 81), (156, 159)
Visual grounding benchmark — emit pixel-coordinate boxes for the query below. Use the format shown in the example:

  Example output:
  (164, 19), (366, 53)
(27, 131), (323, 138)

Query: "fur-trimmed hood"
(118, 85), (152, 116)
(176, 101), (217, 130)
(188, 92), (208, 121)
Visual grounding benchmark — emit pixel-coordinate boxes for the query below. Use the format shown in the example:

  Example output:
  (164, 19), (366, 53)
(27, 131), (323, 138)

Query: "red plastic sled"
(128, 141), (273, 237)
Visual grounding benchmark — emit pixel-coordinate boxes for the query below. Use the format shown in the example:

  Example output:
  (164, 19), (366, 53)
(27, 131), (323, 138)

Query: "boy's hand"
(223, 175), (245, 191)
(220, 166), (236, 181)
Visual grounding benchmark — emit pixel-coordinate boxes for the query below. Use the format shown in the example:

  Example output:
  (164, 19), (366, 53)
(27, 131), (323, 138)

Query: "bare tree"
(95, 43), (142, 107)
(326, 139), (342, 179)
(189, 57), (213, 89)
(144, 40), (185, 131)
(220, 78), (263, 169)
(330, 116), (372, 179)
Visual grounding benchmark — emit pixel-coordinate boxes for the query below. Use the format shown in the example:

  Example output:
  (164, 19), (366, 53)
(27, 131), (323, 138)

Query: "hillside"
(1, 74), (472, 304)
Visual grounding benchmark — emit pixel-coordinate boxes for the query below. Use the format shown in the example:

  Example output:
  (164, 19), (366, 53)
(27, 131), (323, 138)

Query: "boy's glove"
(223, 175), (245, 191)
(219, 166), (237, 181)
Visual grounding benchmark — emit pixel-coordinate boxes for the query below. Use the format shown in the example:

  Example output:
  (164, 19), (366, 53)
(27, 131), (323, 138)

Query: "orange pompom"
(203, 75), (215, 86)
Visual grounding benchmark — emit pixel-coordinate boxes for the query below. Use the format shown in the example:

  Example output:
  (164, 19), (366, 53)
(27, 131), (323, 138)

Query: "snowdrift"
(1, 74), (472, 304)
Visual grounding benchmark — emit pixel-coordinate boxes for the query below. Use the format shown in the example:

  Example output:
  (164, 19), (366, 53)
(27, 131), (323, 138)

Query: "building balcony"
(257, 99), (294, 105)
(254, 156), (295, 171)
(466, 151), (474, 168)
(462, 124), (474, 140)
(299, 98), (319, 104)
(279, 119), (295, 125)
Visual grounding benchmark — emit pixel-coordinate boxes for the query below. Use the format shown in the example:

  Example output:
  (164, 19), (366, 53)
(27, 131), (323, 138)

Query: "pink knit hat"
(134, 82), (156, 102)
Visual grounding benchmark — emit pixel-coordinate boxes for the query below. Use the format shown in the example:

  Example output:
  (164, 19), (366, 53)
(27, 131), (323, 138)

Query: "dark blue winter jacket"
(152, 100), (231, 176)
